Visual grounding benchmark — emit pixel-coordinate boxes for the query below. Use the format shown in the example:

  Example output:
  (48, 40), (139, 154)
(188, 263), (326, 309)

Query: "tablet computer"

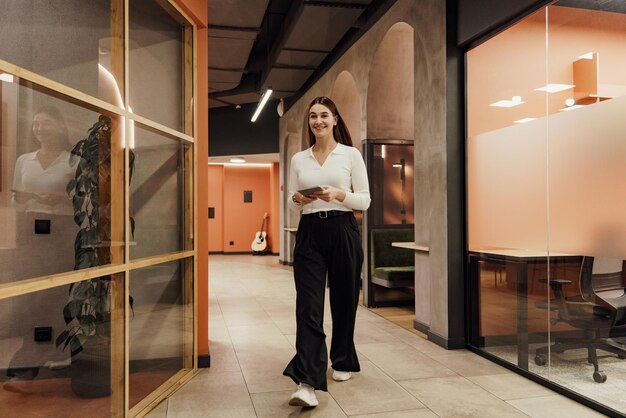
(298, 186), (324, 196)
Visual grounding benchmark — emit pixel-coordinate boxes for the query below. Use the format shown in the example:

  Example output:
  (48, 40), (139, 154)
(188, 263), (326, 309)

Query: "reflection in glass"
(0, 274), (124, 417)
(0, 0), (123, 105)
(0, 79), (122, 283)
(130, 125), (190, 259)
(368, 143), (414, 226)
(129, 0), (189, 132)
(129, 259), (192, 408)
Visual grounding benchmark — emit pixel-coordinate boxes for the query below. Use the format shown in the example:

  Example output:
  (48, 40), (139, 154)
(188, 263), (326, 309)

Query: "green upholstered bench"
(370, 228), (415, 288)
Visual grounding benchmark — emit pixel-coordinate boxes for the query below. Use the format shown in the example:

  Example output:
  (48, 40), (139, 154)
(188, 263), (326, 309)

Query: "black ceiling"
(208, 0), (396, 109)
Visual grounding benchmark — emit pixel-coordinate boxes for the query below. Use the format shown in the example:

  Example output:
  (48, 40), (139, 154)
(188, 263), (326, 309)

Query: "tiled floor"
(146, 255), (604, 418)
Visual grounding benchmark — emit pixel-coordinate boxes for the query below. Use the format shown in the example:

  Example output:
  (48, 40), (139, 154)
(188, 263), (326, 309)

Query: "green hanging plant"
(56, 115), (134, 357)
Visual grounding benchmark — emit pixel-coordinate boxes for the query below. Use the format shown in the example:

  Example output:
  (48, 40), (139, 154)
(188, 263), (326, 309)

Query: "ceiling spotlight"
(235, 104), (242, 110)
(277, 98), (285, 117)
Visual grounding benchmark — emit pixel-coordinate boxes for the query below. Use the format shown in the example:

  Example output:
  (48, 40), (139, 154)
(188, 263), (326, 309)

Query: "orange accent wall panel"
(223, 166), (271, 252)
(176, 0), (208, 27)
(196, 28), (209, 359)
(208, 165), (224, 252)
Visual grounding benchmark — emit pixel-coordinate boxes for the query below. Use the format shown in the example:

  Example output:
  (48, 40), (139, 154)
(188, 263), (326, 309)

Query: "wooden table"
(391, 242), (429, 253)
(468, 249), (582, 370)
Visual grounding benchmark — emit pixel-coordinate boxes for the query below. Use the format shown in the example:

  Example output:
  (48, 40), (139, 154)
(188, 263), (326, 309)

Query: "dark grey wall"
(446, 0), (466, 348)
(457, 0), (548, 46)
(208, 99), (279, 156)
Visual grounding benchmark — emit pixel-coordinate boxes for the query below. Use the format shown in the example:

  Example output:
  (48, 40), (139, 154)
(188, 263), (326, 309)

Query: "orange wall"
(207, 165), (224, 252)
(175, 0), (208, 361)
(467, 5), (626, 258)
(208, 165), (277, 253)
(270, 163), (280, 253)
(468, 6), (626, 137)
(223, 166), (272, 252)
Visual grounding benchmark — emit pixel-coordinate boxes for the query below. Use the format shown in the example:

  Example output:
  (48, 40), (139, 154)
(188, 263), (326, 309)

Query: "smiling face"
(32, 112), (62, 146)
(309, 103), (337, 140)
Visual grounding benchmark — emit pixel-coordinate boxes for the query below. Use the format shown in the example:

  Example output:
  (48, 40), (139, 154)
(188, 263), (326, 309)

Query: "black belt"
(304, 210), (350, 219)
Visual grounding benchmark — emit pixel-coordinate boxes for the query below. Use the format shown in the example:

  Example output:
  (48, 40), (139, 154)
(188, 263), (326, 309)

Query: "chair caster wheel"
(534, 354), (547, 366)
(593, 371), (607, 383)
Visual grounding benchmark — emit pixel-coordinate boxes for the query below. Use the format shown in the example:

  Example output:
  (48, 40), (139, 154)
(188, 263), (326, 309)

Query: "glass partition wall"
(0, 1), (197, 417)
(467, 2), (626, 414)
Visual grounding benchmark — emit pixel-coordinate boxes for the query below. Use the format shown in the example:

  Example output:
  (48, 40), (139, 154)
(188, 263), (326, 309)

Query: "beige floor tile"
(357, 342), (457, 380)
(152, 255), (605, 418)
(353, 320), (401, 345)
(271, 317), (297, 335)
(400, 376), (527, 417)
(251, 390), (348, 418)
(145, 399), (168, 418)
(507, 395), (606, 417)
(241, 366), (297, 393)
(384, 328), (466, 357)
(228, 323), (293, 352)
(207, 340), (241, 373)
(468, 373), (553, 400)
(350, 409), (439, 418)
(428, 352), (510, 377)
(328, 361), (425, 415)
(166, 370), (256, 418)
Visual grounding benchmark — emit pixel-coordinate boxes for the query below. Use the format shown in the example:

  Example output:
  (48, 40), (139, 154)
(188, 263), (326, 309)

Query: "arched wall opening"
(331, 71), (362, 153)
(367, 22), (414, 140)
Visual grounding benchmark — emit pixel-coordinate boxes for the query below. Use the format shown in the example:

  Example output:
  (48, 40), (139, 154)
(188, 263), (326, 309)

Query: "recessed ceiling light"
(514, 118), (536, 124)
(534, 84), (575, 93)
(230, 157), (246, 163)
(565, 98), (576, 107)
(489, 97), (525, 108)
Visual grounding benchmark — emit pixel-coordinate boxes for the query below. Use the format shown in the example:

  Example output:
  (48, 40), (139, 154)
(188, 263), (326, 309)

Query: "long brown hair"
(303, 96), (353, 147)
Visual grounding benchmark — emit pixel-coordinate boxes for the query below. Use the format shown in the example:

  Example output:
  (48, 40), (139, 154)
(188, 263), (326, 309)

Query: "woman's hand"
(312, 186), (345, 202)
(295, 192), (317, 205)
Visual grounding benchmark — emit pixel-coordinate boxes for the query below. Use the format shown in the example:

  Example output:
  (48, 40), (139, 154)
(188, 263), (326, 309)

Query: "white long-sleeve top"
(12, 150), (76, 215)
(288, 143), (371, 213)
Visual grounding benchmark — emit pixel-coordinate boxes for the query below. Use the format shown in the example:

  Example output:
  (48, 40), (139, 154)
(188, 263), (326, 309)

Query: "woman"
(283, 96), (371, 407)
(12, 105), (75, 215)
(5, 106), (76, 392)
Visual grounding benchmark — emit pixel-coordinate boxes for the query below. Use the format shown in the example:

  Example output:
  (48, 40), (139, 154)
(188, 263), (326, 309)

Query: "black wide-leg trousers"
(283, 211), (363, 391)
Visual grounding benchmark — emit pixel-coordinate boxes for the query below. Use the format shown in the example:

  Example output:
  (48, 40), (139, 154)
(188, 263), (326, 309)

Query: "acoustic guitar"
(251, 212), (269, 252)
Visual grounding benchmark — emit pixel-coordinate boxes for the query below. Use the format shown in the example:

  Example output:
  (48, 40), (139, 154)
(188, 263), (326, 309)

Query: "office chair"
(534, 256), (626, 383)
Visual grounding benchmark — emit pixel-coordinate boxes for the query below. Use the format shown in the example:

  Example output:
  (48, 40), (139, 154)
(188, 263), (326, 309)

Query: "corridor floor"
(146, 255), (603, 418)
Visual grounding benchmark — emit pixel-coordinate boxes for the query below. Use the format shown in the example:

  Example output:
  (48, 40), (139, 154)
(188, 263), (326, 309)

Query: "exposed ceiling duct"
(208, 0), (396, 109)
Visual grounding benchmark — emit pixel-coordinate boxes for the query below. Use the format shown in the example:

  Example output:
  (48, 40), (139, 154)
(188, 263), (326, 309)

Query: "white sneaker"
(332, 370), (352, 381)
(288, 383), (319, 407)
